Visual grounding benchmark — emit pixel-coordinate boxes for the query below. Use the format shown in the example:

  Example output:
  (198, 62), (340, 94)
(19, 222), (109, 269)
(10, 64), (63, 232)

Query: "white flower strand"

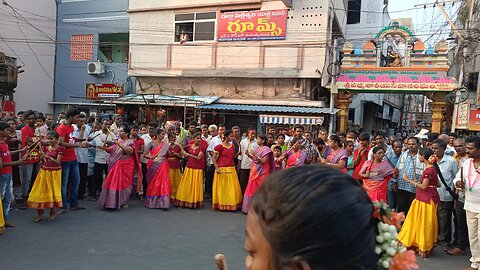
(376, 221), (403, 270)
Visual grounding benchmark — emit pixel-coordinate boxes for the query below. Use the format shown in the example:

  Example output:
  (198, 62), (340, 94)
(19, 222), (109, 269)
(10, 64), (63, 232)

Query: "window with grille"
(174, 12), (216, 42)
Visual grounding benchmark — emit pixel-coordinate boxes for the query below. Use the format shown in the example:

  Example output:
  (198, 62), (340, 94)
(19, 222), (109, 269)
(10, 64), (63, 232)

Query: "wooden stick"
(88, 132), (102, 142)
(214, 254), (229, 270)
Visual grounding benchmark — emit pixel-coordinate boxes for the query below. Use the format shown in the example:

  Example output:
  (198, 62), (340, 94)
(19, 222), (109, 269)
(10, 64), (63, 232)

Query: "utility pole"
(415, 0), (473, 133)
(449, 0), (475, 132)
(328, 38), (339, 135)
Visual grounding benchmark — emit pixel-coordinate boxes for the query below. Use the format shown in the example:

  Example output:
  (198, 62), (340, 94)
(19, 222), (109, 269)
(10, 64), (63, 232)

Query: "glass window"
(347, 0), (361, 24)
(175, 13), (194, 21)
(174, 12), (216, 42)
(98, 33), (129, 63)
(196, 12), (216, 20)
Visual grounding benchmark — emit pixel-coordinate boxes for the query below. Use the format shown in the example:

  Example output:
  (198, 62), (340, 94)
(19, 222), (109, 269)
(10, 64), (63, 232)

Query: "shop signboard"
(217, 9), (288, 41)
(86, 83), (124, 100)
(469, 109), (480, 131)
(336, 69), (459, 92)
(456, 102), (469, 129)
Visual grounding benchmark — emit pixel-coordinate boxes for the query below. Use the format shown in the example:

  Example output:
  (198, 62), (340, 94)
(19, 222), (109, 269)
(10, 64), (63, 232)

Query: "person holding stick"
(56, 109), (91, 215)
(97, 125), (142, 209)
(90, 119), (115, 200)
(27, 131), (64, 222)
(0, 121), (28, 230)
(144, 128), (171, 209)
(282, 139), (306, 169)
(175, 132), (206, 209)
(19, 110), (40, 209)
(212, 130), (242, 211)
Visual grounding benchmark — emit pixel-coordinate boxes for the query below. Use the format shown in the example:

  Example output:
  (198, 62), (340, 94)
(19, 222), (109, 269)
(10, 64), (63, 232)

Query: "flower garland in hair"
(428, 154), (438, 164)
(373, 201), (419, 270)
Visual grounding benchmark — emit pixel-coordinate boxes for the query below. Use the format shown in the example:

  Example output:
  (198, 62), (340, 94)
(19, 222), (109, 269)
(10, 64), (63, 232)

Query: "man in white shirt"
(367, 131), (394, 161)
(206, 124), (224, 200)
(109, 114), (123, 136)
(201, 124), (210, 142)
(448, 138), (469, 256)
(454, 136), (480, 270)
(432, 139), (459, 251)
(73, 113), (91, 199)
(92, 119), (115, 199)
(239, 128), (258, 194)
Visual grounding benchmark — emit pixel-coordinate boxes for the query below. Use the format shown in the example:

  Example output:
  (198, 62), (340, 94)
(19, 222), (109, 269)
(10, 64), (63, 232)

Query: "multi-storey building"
(125, 0), (348, 130)
(0, 0), (56, 113)
(53, 0), (132, 115)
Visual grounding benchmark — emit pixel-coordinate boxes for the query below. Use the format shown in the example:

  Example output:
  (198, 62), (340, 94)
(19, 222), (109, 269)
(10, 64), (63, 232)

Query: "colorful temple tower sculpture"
(336, 22), (459, 132)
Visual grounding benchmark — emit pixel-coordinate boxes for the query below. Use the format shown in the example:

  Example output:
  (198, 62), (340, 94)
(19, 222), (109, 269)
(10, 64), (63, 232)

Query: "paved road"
(0, 199), (472, 270)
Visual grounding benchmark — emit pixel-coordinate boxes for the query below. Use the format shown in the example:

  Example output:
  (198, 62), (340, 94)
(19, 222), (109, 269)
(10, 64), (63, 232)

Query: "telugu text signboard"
(86, 83), (124, 100)
(456, 102), (469, 129)
(469, 109), (480, 131)
(336, 69), (459, 92)
(217, 9), (288, 42)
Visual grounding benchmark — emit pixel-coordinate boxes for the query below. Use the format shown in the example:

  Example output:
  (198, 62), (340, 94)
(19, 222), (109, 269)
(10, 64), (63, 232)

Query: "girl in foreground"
(398, 148), (440, 258)
(243, 166), (418, 270)
(28, 131), (64, 222)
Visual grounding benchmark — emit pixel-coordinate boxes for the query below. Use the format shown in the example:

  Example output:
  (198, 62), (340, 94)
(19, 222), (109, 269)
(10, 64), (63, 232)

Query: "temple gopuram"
(336, 22), (459, 133)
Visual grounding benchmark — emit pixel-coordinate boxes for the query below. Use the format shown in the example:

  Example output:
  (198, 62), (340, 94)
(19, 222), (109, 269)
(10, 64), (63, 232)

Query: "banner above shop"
(217, 9), (288, 41)
(86, 83), (124, 100)
(469, 109), (480, 131)
(336, 68), (459, 92)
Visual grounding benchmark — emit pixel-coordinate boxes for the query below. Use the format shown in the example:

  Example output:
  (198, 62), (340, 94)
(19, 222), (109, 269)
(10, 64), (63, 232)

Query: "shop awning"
(259, 114), (326, 125)
(197, 104), (337, 114)
(112, 94), (220, 107)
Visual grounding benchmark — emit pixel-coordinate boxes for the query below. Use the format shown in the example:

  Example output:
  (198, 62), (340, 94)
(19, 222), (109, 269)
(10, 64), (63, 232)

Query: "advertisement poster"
(86, 83), (124, 100)
(469, 109), (480, 131)
(217, 9), (288, 41)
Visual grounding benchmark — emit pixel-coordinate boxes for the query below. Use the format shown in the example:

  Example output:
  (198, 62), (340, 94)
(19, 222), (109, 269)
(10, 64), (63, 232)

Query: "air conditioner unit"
(87, 62), (105, 75)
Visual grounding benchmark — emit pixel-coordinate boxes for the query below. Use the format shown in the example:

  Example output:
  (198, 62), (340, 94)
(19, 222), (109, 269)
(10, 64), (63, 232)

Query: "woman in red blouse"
(175, 132), (206, 208)
(212, 130), (242, 211)
(167, 132), (182, 201)
(28, 131), (64, 222)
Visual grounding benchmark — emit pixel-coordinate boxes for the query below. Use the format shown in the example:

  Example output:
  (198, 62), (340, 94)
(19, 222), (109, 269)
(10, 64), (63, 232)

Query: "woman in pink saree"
(242, 134), (274, 214)
(358, 146), (394, 202)
(321, 134), (349, 173)
(98, 125), (142, 209)
(144, 128), (171, 209)
(284, 138), (307, 168)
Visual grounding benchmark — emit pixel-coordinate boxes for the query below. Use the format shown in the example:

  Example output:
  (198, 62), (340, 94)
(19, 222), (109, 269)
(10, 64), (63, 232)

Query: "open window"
(98, 33), (129, 63)
(174, 12), (216, 42)
(347, 0), (361, 24)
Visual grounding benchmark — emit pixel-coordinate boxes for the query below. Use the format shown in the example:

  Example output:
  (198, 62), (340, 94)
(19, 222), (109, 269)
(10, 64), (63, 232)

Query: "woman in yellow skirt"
(167, 133), (182, 201)
(28, 131), (64, 222)
(397, 148), (440, 257)
(175, 132), (206, 208)
(212, 130), (242, 211)
(0, 199), (4, 235)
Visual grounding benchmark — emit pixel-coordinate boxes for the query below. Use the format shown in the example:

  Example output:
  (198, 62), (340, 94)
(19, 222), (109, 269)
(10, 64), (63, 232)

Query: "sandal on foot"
(48, 215), (55, 221)
(70, 205), (86, 210)
(5, 221), (16, 228)
(33, 216), (42, 223)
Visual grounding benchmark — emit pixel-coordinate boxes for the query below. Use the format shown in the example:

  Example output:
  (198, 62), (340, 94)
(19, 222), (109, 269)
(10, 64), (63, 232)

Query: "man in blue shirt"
(392, 137), (424, 215)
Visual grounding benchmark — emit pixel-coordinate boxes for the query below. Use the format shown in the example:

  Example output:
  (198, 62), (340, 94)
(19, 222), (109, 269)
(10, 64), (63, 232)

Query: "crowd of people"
(1, 108), (480, 269)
